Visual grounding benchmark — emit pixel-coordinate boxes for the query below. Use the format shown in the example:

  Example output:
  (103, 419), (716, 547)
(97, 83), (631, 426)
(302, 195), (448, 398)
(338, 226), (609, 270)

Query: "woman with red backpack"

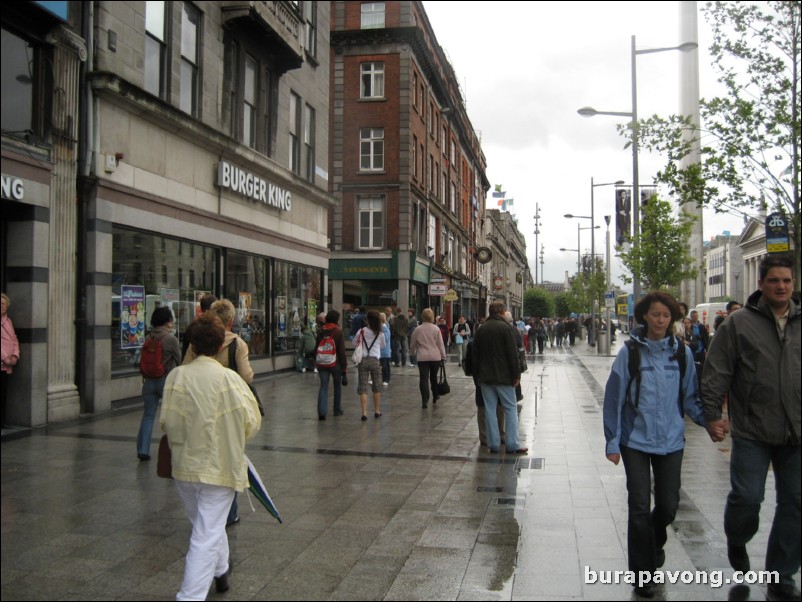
(315, 310), (348, 420)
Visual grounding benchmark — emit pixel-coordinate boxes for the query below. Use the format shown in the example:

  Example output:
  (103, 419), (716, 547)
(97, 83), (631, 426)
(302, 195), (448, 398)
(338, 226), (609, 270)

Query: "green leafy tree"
(554, 292), (573, 317)
(617, 196), (698, 291)
(626, 1), (801, 277)
(565, 257), (607, 315)
(524, 287), (555, 318)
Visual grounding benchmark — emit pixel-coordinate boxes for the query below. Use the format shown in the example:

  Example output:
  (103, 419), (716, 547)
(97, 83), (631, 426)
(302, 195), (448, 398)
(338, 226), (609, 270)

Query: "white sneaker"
(407, 363), (415, 367)
(382, 382), (389, 386)
(314, 368), (318, 373)
(369, 380), (373, 385)
(301, 368), (306, 373)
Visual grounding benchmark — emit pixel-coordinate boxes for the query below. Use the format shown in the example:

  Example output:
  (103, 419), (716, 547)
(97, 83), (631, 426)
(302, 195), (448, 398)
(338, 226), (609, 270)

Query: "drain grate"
(496, 497), (518, 505)
(476, 486), (504, 493)
(516, 457), (544, 470)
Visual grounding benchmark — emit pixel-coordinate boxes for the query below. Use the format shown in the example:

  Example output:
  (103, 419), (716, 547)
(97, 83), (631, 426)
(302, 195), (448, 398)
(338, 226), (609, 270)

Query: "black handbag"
(157, 435), (172, 478)
(228, 338), (265, 416)
(436, 361), (451, 396)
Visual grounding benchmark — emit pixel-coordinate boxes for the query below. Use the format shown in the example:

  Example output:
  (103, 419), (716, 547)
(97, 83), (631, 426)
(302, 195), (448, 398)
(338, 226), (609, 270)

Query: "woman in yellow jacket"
(161, 313), (261, 601)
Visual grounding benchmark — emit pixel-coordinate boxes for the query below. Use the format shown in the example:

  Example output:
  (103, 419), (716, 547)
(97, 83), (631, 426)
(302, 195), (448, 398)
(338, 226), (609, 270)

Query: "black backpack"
(462, 340), (474, 377)
(625, 337), (687, 416)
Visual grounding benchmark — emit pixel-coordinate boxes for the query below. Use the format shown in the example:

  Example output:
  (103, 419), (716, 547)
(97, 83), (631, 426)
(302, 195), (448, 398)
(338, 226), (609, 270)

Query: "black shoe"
(634, 585), (656, 598)
(432, 396), (438, 404)
(318, 414), (326, 420)
(137, 453), (150, 461)
(421, 403), (428, 409)
(226, 516), (240, 528)
(727, 543), (750, 573)
(767, 583), (802, 601)
(655, 548), (665, 568)
(333, 410), (344, 416)
(215, 567), (231, 593)
(374, 412), (382, 418)
(361, 415), (367, 421)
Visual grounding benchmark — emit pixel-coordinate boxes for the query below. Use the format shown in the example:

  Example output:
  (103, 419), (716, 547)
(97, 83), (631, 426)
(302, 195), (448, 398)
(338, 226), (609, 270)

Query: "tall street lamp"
(578, 35), (697, 303)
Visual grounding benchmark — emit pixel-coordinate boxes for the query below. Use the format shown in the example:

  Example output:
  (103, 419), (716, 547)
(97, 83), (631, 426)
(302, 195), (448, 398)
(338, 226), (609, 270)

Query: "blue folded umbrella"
(245, 455), (282, 524)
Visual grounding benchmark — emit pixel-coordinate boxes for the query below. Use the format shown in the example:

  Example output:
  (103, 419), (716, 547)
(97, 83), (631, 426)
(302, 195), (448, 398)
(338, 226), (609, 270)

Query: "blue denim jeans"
(620, 446), (683, 573)
(479, 383), (520, 451)
(138, 376), (166, 457)
(725, 437), (801, 584)
(317, 365), (342, 417)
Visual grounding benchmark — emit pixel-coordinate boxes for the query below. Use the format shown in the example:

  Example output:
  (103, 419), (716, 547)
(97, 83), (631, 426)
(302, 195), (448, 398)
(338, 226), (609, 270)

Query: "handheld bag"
(455, 334), (464, 345)
(436, 361), (451, 396)
(157, 435), (172, 478)
(351, 329), (364, 365)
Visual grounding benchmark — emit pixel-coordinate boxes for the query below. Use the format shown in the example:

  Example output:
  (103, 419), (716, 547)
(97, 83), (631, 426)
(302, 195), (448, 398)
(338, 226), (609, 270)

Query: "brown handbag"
(157, 434), (172, 478)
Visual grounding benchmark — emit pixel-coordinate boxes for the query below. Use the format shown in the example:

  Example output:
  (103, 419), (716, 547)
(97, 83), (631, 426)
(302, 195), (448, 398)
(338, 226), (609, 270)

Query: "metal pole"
(631, 35), (641, 302)
(605, 217), (612, 356)
(590, 177), (596, 347)
(576, 223), (581, 274)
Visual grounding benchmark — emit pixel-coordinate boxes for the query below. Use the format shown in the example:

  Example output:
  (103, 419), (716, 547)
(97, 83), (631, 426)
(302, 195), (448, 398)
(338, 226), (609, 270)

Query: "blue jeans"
(725, 437), (801, 585)
(317, 366), (342, 417)
(479, 383), (520, 451)
(138, 376), (166, 457)
(620, 446), (684, 573)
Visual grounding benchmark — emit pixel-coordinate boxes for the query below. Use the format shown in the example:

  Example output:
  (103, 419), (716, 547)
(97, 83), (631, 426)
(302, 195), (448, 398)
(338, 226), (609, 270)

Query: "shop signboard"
(429, 284), (447, 296)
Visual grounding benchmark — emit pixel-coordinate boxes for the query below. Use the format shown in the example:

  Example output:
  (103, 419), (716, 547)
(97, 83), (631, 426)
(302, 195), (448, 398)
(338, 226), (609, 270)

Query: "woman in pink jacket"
(1, 293), (20, 427)
(410, 308), (447, 409)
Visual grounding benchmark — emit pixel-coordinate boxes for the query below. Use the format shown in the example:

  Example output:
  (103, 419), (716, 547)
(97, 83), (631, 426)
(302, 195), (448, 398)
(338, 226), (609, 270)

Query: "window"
(145, 1), (167, 98)
(360, 128), (384, 171)
(180, 3), (200, 115)
(428, 214), (437, 256)
(427, 155), (433, 191)
(302, 1), (317, 58)
(440, 170), (446, 201)
(361, 2), (385, 29)
(450, 183), (456, 214)
(428, 102), (433, 134)
(1, 29), (44, 137)
(304, 103), (315, 182)
(358, 196), (384, 249)
(450, 140), (456, 164)
(227, 251), (267, 357)
(289, 92), (301, 173)
(412, 136), (418, 177)
(225, 36), (276, 157)
(412, 72), (417, 109)
(360, 62), (384, 99)
(441, 125), (447, 153)
(111, 227), (217, 375)
(273, 260), (323, 354)
(244, 55), (258, 148)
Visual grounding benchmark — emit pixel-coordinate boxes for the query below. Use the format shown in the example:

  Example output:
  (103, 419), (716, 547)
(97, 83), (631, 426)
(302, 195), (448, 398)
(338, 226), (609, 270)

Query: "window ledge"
(358, 97), (387, 103)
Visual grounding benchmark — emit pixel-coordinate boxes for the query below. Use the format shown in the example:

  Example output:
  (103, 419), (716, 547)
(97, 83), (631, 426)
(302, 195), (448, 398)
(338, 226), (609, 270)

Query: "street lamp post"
(578, 35), (697, 303)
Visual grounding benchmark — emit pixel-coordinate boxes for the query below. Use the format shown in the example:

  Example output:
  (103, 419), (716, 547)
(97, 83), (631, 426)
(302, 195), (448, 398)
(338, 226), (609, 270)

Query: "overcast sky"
(422, 0), (748, 287)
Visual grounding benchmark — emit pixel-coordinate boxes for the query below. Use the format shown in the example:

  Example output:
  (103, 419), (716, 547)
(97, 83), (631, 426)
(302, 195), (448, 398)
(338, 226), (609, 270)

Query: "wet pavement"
(1, 339), (795, 600)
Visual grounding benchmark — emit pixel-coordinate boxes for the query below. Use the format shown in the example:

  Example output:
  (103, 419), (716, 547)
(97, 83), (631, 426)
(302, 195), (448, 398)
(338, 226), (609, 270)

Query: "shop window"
(111, 227), (217, 375)
(226, 251), (267, 357)
(273, 260), (323, 355)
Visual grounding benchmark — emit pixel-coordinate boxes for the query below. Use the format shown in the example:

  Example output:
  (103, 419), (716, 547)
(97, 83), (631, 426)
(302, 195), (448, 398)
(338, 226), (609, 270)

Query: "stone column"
(46, 26), (86, 422)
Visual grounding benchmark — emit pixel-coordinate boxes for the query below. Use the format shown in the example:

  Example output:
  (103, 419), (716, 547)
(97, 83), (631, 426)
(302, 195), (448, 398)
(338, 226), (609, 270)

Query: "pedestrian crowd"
(100, 253), (798, 601)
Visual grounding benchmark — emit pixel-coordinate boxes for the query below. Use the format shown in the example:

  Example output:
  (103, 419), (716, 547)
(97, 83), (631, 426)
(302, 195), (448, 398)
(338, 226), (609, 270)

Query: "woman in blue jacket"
(603, 291), (708, 597)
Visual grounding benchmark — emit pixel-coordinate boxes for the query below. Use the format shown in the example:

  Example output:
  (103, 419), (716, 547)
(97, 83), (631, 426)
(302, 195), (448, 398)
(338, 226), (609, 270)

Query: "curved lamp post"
(578, 36), (697, 303)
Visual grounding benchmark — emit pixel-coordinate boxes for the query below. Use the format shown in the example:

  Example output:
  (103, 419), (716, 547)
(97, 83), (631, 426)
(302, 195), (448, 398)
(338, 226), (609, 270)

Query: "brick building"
(327, 1), (489, 327)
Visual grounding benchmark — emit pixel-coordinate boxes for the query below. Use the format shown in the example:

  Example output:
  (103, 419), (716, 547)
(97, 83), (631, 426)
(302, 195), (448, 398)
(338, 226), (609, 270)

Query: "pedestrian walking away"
(160, 313), (261, 601)
(471, 302), (527, 455)
(410, 308), (447, 408)
(701, 254), (801, 602)
(315, 310), (348, 420)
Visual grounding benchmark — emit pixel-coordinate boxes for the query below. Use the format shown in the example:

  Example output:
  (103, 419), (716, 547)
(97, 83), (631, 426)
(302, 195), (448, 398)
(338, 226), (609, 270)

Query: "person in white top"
(356, 310), (386, 420)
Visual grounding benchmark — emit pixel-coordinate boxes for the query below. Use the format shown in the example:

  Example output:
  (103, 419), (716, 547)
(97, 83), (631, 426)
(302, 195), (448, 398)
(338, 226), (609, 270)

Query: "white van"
(693, 302), (728, 335)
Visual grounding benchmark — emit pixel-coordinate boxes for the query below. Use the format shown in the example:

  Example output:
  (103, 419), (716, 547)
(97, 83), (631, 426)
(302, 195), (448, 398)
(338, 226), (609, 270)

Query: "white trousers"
(175, 480), (235, 601)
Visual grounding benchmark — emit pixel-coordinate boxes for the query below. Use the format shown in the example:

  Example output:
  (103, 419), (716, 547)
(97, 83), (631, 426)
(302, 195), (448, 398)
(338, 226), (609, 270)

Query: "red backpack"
(140, 333), (166, 378)
(315, 333), (337, 368)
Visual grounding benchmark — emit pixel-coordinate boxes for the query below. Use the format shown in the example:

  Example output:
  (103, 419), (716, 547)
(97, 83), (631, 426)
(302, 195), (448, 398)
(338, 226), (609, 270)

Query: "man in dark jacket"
(471, 302), (527, 455)
(702, 254), (800, 601)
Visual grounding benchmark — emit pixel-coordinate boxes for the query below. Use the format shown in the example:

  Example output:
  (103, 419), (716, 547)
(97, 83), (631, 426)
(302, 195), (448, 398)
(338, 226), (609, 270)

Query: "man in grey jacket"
(471, 302), (527, 455)
(702, 254), (800, 601)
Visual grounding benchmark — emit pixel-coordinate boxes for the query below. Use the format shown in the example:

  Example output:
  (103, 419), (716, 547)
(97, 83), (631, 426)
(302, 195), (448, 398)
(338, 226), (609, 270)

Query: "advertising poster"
(194, 290), (211, 317)
(120, 285), (146, 349)
(277, 295), (287, 338)
(308, 300), (318, 333)
(238, 292), (253, 341)
(291, 299), (301, 337)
